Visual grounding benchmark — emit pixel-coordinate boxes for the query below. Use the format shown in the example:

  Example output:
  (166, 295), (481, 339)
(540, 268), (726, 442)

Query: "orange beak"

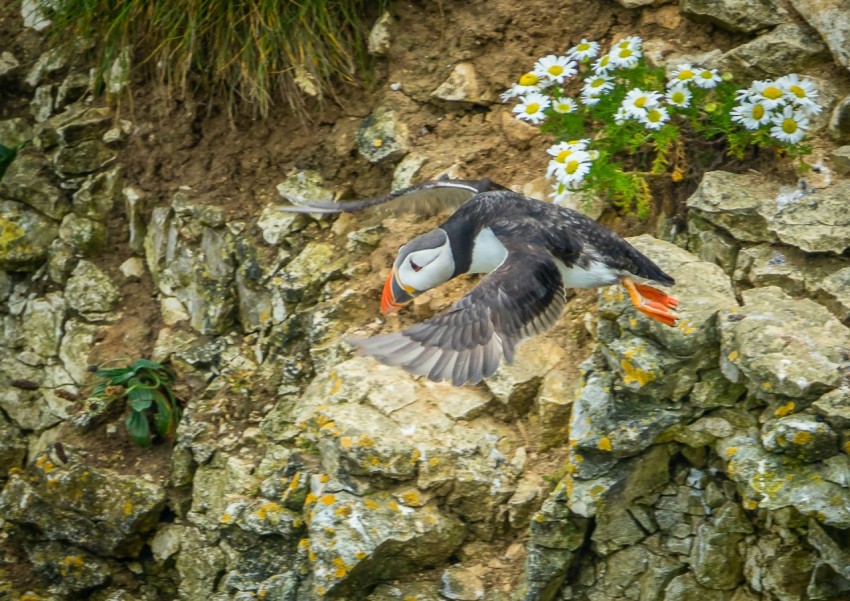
(381, 269), (414, 314)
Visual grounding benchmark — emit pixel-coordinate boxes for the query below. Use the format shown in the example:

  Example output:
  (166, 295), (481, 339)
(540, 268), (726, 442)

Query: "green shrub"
(45, 0), (386, 118)
(87, 358), (181, 447)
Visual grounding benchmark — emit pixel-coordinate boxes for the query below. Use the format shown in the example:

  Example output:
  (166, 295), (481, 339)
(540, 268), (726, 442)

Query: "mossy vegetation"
(45, 0), (386, 118)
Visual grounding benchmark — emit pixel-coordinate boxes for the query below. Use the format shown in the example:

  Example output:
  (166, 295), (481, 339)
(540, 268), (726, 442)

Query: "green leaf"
(129, 398), (153, 412)
(131, 358), (165, 371)
(0, 144), (16, 179)
(127, 385), (155, 401)
(125, 410), (151, 447)
(152, 390), (178, 439)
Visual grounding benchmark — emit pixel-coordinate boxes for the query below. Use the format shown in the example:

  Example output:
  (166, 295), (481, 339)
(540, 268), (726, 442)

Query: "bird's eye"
(410, 259), (422, 272)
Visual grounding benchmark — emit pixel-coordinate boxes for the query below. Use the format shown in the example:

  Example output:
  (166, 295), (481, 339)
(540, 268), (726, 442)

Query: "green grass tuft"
(45, 0), (386, 118)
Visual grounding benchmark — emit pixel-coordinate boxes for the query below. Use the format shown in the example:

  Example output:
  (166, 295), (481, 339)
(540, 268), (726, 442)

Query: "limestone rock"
(72, 166), (121, 221)
(26, 541), (111, 593)
(535, 368), (574, 451)
(687, 214), (739, 275)
(692, 521), (744, 589)
(686, 171), (780, 244)
(0, 200), (59, 272)
(829, 145), (850, 174)
(65, 260), (121, 315)
(0, 51), (19, 78)
(356, 107), (410, 163)
(53, 106), (113, 147)
(719, 434), (850, 527)
(0, 358), (76, 430)
(21, 292), (66, 357)
(59, 319), (103, 384)
(665, 572), (733, 601)
(715, 23), (829, 79)
(0, 117), (33, 148)
(681, 0), (787, 33)
(307, 490), (465, 597)
(275, 241), (343, 306)
(719, 286), (850, 399)
(56, 72), (92, 109)
(0, 449), (166, 556)
(791, 0), (850, 72)
(831, 95), (850, 144)
(432, 63), (486, 105)
(368, 11), (393, 56)
(123, 186), (146, 254)
(53, 139), (116, 175)
(0, 411), (26, 478)
(762, 414), (839, 462)
(368, 582), (442, 601)
(30, 84), (54, 122)
(58, 213), (108, 255)
(769, 181), (850, 253)
(485, 337), (566, 414)
(0, 152), (67, 219)
(440, 565), (485, 600)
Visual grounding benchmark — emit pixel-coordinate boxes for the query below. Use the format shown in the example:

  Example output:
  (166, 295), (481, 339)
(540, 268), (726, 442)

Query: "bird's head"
(382, 228), (455, 314)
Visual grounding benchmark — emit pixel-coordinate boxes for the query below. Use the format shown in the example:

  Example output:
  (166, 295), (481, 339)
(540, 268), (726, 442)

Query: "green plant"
(88, 358), (181, 447)
(44, 0), (386, 118)
(0, 144), (15, 179)
(505, 37), (820, 217)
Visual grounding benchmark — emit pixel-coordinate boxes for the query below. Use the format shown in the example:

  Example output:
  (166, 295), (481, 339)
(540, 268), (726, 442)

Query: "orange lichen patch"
(220, 513), (235, 524)
(368, 455), (381, 467)
(355, 551), (367, 560)
(335, 505), (352, 517)
(388, 501), (400, 512)
(727, 351), (739, 362)
(410, 449), (421, 462)
(257, 587), (269, 600)
(46, 478), (59, 489)
(725, 446), (738, 458)
(20, 595), (41, 601)
(35, 454), (55, 473)
(843, 440), (850, 455)
(358, 435), (375, 447)
(309, 549), (317, 562)
(330, 378), (343, 395)
(320, 421), (337, 431)
(620, 359), (655, 387)
(340, 436), (354, 449)
(428, 457), (440, 467)
(324, 527), (335, 536)
(298, 538), (311, 550)
(792, 431), (813, 445)
(124, 499), (134, 516)
(305, 493), (319, 505)
(316, 415), (332, 428)
(289, 473), (301, 490)
(677, 319), (696, 335)
(319, 474), (329, 483)
(629, 318), (638, 327)
(401, 490), (422, 505)
(597, 437), (613, 452)
(254, 502), (283, 519)
(774, 401), (796, 418)
(761, 381), (772, 390)
(332, 557), (350, 579)
(64, 555), (84, 568)
(743, 499), (759, 510)
(363, 499), (379, 510)
(319, 494), (336, 505)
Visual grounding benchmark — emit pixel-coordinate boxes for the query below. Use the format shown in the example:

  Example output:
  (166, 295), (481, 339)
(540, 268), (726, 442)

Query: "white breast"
(468, 227), (508, 274)
(557, 259), (620, 288)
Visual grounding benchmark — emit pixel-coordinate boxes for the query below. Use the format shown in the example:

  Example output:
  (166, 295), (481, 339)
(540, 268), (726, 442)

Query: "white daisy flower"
(641, 106), (670, 130)
(776, 74), (821, 114)
(750, 80), (787, 109)
(622, 88), (662, 117)
(734, 87), (753, 103)
(552, 97), (578, 114)
(512, 92), (550, 124)
(546, 142), (586, 178)
(569, 39), (601, 61)
(770, 105), (809, 144)
(609, 45), (641, 69)
(614, 36), (643, 51)
(592, 53), (614, 74)
(550, 150), (593, 186)
(533, 55), (578, 84)
(551, 181), (575, 205)
(614, 105), (630, 125)
(668, 64), (698, 87)
(730, 99), (773, 130)
(693, 68), (721, 89)
(666, 84), (692, 108)
(500, 72), (549, 101)
(582, 75), (614, 97)
(580, 91), (601, 106)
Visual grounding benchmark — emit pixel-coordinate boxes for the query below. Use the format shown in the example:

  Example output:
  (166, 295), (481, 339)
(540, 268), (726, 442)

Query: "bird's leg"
(622, 278), (680, 327)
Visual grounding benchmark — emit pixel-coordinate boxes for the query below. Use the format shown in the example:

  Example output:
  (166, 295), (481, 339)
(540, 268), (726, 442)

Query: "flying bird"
(282, 177), (679, 386)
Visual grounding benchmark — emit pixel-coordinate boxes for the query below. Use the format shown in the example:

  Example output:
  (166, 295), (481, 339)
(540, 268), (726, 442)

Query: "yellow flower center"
(618, 41), (630, 49)
(591, 78), (605, 88)
(700, 71), (714, 79)
(647, 110), (661, 122)
(677, 69), (694, 80)
(519, 73), (539, 86)
(525, 103), (540, 115)
(635, 97), (647, 108)
(599, 56), (610, 67)
(619, 48), (633, 58)
(566, 160), (580, 174)
(790, 85), (805, 98)
(577, 43), (591, 52)
(751, 104), (765, 120)
(671, 91), (685, 104)
(548, 65), (564, 76)
(559, 101), (573, 111)
(782, 118), (798, 134)
(556, 149), (573, 163)
(763, 86), (783, 100)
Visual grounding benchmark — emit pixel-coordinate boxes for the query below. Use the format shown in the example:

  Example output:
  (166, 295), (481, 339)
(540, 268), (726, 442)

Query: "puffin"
(282, 177), (679, 386)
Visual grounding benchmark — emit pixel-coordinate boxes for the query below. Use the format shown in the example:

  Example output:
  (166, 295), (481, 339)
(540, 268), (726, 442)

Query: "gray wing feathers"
(279, 178), (503, 216)
(347, 243), (565, 386)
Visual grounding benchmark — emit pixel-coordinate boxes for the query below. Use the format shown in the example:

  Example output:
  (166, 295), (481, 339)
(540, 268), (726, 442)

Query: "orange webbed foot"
(622, 278), (680, 327)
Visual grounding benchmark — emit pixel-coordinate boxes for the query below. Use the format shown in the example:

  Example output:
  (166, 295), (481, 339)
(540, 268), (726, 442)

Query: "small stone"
(59, 213), (108, 255)
(792, 0), (850, 72)
(53, 139), (117, 175)
(431, 62), (485, 105)
(829, 95), (850, 144)
(0, 51), (19, 78)
(485, 337), (567, 415)
(123, 186), (146, 254)
(769, 180), (850, 254)
(56, 72), (92, 109)
(119, 257), (146, 281)
(0, 117), (33, 148)
(27, 541), (111, 593)
(30, 84), (53, 122)
(21, 0), (51, 31)
(500, 109), (540, 149)
(715, 22), (829, 80)
(65, 259), (121, 315)
(368, 11), (393, 56)
(72, 166), (121, 221)
(440, 565), (485, 600)
(0, 200), (59, 272)
(356, 107), (410, 163)
(0, 152), (68, 219)
(828, 145), (850, 175)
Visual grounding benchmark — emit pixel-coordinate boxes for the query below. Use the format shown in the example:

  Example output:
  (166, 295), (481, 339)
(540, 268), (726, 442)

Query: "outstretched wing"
(347, 242), (566, 386)
(279, 177), (505, 216)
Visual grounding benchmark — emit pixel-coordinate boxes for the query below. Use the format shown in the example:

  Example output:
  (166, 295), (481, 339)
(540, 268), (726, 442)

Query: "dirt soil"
(0, 0), (758, 595)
